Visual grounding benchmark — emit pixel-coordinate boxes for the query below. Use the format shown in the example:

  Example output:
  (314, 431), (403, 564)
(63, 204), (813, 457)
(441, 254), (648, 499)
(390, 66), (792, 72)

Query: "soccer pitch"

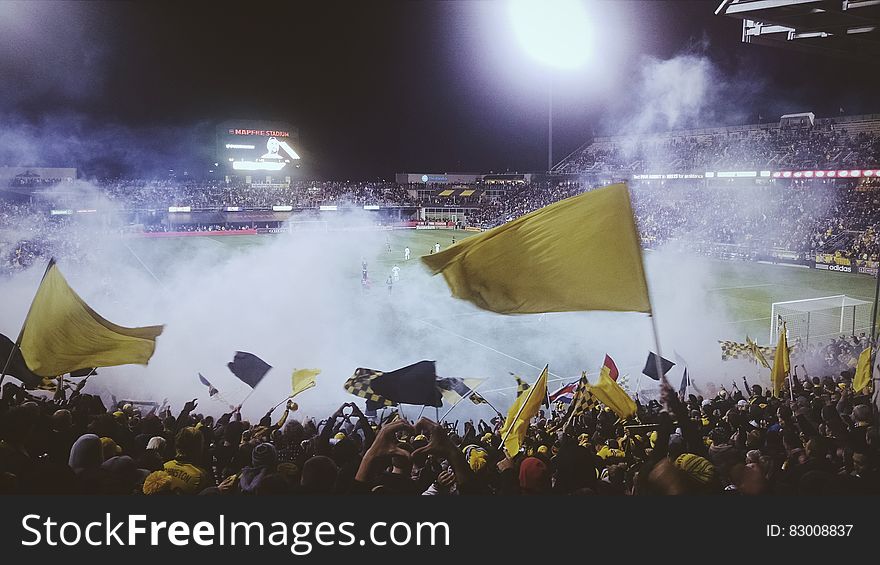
(126, 228), (877, 348)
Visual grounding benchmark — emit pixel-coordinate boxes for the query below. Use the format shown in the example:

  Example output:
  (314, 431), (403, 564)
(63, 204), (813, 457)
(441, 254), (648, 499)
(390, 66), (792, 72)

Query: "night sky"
(0, 1), (876, 179)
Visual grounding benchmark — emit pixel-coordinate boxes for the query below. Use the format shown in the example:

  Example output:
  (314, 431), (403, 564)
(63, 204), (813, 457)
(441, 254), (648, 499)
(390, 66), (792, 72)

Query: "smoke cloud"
(0, 179), (763, 420)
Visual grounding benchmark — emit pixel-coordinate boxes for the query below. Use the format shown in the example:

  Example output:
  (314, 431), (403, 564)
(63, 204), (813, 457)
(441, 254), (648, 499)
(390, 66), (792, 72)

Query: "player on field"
(404, 246), (410, 261)
(391, 264), (400, 282)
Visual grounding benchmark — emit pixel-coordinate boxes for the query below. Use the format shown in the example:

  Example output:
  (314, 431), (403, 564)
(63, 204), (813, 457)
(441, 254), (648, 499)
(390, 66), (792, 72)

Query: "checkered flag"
(343, 368), (396, 408)
(514, 375), (530, 398)
(720, 339), (779, 363)
(719, 340), (751, 361)
(549, 372), (595, 432)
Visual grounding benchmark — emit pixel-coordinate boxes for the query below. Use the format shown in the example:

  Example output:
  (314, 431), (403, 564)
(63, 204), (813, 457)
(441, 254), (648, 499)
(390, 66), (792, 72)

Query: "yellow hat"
(414, 434), (427, 442)
(464, 445), (489, 472)
(143, 470), (173, 495)
(100, 437), (121, 458)
(333, 432), (346, 440)
(674, 453), (716, 485)
(537, 445), (549, 455)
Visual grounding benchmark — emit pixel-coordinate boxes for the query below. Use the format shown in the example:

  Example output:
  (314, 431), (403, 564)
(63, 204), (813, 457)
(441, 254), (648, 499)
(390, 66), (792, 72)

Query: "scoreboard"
(217, 120), (300, 173)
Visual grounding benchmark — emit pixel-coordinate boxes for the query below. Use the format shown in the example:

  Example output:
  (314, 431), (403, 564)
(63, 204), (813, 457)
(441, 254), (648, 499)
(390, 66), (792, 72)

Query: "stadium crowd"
(100, 180), (417, 210)
(0, 342), (877, 496)
(555, 122), (880, 174)
(3, 178), (878, 275)
(3, 115), (879, 273)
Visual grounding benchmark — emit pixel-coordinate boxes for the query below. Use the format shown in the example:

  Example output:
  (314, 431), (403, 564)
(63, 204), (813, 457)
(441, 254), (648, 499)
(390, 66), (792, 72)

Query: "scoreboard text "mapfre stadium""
(228, 129), (290, 137)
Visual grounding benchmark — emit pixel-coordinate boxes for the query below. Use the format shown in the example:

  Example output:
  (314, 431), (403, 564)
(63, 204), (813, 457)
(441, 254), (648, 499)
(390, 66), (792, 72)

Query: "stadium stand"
(553, 113), (880, 174)
(2, 114), (879, 275)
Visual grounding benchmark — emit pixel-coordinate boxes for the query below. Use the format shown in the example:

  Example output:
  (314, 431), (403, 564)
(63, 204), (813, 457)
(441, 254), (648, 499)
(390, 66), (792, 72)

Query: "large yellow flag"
(19, 260), (164, 377)
(853, 346), (873, 393)
(588, 371), (637, 420)
(500, 365), (548, 456)
(771, 322), (790, 396)
(422, 183), (651, 315)
(291, 368), (321, 397)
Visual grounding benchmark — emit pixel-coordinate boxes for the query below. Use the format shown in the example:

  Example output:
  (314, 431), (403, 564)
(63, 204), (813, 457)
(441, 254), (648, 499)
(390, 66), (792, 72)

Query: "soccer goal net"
(770, 295), (873, 345)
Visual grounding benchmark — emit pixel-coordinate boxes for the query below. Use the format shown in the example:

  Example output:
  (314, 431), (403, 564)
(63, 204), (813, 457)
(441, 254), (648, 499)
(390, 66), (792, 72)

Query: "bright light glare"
(509, 0), (591, 69)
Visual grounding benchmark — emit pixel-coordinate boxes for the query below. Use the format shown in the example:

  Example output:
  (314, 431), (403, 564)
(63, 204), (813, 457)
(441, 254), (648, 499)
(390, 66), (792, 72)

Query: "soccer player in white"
(391, 265), (400, 282)
(434, 242), (440, 253)
(404, 246), (410, 260)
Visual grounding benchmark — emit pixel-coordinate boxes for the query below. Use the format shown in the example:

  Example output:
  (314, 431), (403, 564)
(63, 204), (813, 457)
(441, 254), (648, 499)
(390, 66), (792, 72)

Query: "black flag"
(198, 373), (219, 396)
(227, 351), (271, 388)
(642, 352), (675, 381)
(344, 361), (442, 410)
(678, 368), (690, 398)
(0, 332), (41, 388)
(371, 361), (442, 407)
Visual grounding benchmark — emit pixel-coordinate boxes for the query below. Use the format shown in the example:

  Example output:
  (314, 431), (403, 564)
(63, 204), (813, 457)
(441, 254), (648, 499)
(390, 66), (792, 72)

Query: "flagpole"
(648, 313), (668, 391)
(499, 365), (547, 457)
(269, 395), (290, 414)
(237, 387), (257, 415)
(868, 268), (880, 409)
(0, 258), (55, 388)
(440, 379), (489, 421)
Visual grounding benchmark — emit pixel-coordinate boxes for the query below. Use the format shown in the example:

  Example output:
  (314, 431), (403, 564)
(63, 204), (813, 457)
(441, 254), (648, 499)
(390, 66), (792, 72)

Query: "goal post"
(770, 295), (873, 345)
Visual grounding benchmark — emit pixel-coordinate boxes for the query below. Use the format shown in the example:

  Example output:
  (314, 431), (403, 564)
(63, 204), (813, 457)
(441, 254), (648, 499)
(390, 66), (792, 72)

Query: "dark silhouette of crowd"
(0, 340), (877, 496)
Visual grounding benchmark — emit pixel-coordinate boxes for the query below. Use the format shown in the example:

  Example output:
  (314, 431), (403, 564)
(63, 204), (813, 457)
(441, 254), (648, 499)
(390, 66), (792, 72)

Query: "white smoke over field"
(0, 181), (759, 421)
(578, 47), (796, 394)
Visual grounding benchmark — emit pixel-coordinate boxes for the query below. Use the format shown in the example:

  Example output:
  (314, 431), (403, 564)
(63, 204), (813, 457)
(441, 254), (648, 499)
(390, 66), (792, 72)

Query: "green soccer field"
(125, 229), (877, 347)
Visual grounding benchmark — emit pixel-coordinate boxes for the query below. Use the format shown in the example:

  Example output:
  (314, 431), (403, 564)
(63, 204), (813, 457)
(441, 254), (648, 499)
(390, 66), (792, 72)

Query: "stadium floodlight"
(508, 0), (591, 69)
(508, 0), (592, 171)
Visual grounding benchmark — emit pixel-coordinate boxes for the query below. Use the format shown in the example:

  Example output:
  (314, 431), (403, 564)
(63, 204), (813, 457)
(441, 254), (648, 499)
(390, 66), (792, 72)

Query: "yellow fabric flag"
(771, 322), (790, 396)
(500, 365), (548, 456)
(746, 336), (770, 369)
(853, 347), (873, 393)
(588, 372), (636, 420)
(291, 368), (321, 397)
(422, 183), (651, 315)
(19, 261), (164, 377)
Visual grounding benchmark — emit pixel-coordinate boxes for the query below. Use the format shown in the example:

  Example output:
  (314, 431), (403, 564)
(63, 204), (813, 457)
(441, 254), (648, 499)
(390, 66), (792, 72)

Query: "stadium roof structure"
(715, 0), (880, 60)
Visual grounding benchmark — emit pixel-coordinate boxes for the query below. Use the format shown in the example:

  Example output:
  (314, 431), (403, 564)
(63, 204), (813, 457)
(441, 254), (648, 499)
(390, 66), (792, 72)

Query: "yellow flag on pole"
(421, 183), (651, 315)
(853, 347), (872, 393)
(746, 336), (770, 369)
(19, 260), (163, 377)
(499, 365), (548, 457)
(291, 368), (321, 397)
(771, 321), (790, 396)
(587, 371), (637, 420)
